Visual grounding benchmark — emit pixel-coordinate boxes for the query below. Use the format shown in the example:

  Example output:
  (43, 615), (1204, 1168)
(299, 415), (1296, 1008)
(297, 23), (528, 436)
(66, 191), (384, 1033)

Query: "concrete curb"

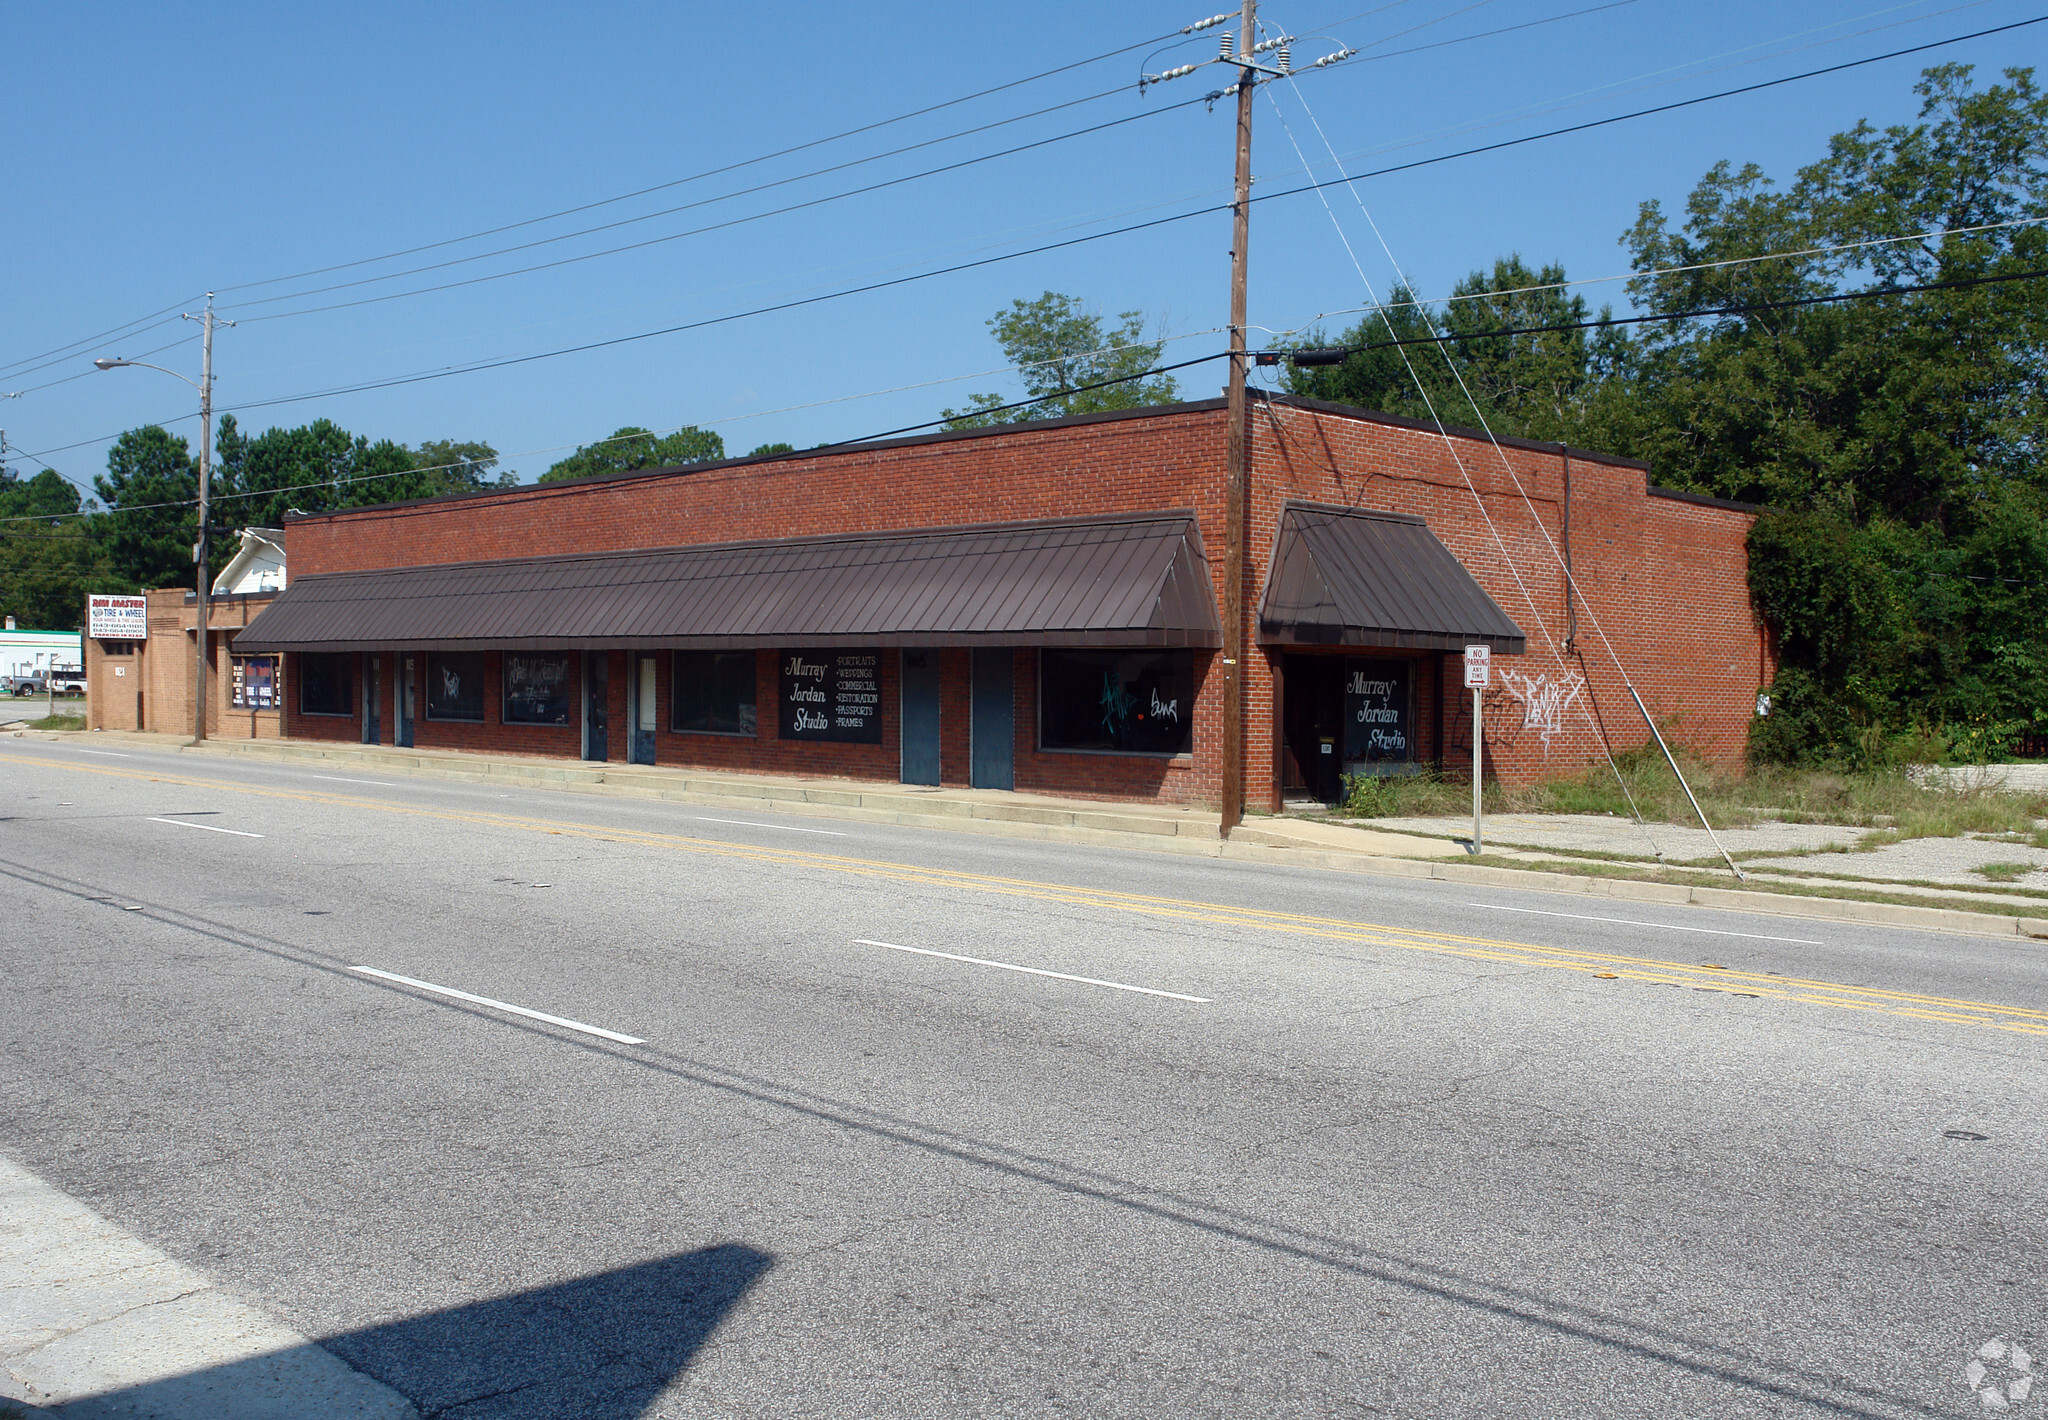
(0, 1157), (415, 1419)
(28, 730), (2048, 943)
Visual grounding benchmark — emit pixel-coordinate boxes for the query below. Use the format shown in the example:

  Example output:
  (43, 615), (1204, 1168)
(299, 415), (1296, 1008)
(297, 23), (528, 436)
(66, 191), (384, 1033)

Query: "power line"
(21, 13), (2036, 466)
(13, 330), (198, 397)
(197, 15), (2048, 412)
(205, 209), (1229, 414)
(14, 253), (2043, 532)
(0, 330), (1227, 525)
(1274, 215), (2048, 336)
(213, 28), (1193, 300)
(251, 351), (1237, 525)
(225, 1), (1647, 323)
(1335, 0), (1638, 65)
(0, 312), (191, 384)
(4, 350), (1231, 532)
(1295, 12), (2048, 189)
(227, 92), (1218, 325)
(21, 0), (1652, 356)
(0, 23), (1192, 377)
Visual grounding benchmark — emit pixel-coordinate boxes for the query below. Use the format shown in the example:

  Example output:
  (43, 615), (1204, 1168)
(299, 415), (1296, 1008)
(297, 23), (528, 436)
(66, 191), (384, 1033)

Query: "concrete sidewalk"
(1367, 808), (2048, 891)
(0, 1157), (413, 1419)
(14, 728), (2048, 942)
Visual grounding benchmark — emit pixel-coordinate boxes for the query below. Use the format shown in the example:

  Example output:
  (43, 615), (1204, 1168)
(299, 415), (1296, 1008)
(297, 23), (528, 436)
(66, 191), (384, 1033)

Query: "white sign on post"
(87, 594), (148, 641)
(1463, 644), (1490, 853)
(1463, 643), (1491, 689)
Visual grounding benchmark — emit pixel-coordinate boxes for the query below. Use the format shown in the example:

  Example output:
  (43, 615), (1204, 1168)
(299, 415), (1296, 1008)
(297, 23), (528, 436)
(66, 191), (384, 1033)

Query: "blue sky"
(6, 0), (2041, 495)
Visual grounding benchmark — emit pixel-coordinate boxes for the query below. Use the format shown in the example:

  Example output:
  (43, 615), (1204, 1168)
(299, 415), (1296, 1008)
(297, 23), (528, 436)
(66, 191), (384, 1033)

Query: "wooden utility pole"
(193, 296), (216, 744)
(1219, 0), (1256, 837)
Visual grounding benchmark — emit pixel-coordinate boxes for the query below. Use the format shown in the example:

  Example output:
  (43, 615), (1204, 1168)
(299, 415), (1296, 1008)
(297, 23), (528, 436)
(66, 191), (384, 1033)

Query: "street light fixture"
(93, 294), (231, 744)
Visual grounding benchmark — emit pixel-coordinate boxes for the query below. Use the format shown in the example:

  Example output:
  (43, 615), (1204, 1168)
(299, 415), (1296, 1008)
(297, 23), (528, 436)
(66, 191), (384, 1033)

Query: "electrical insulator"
(1277, 44), (1291, 72)
(1219, 32), (1234, 59)
(1182, 12), (1231, 33)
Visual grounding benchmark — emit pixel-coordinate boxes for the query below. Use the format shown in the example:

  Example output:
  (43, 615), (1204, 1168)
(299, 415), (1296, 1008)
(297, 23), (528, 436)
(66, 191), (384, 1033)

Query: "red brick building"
(84, 588), (283, 740)
(208, 393), (1766, 809)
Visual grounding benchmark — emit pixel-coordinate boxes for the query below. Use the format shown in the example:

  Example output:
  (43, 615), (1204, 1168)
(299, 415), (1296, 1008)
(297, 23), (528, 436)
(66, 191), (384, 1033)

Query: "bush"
(1747, 501), (2048, 766)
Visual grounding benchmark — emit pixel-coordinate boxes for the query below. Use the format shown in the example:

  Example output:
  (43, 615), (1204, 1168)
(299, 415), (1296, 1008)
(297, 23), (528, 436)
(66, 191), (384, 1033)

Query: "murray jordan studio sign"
(779, 651), (882, 743)
(1346, 661), (1410, 766)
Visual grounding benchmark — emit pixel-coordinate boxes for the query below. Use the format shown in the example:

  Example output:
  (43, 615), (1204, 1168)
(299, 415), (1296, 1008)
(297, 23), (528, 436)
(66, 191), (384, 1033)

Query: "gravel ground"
(1354, 812), (1865, 861)
(1751, 835), (2048, 888)
(1339, 812), (2048, 889)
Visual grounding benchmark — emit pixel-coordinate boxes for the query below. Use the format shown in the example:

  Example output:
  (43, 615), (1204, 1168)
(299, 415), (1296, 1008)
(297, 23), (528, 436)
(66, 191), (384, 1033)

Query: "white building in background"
(211, 528), (287, 595)
(0, 621), (83, 677)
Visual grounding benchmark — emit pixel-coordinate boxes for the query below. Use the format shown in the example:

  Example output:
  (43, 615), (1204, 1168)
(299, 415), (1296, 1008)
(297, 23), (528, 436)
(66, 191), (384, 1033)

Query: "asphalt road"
(1, 737), (2042, 1418)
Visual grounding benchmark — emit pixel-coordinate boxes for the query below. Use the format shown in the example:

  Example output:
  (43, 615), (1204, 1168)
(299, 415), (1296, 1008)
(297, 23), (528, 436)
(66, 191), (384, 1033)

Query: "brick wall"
(273, 397), (1764, 802)
(1251, 401), (1766, 795)
(88, 589), (285, 740)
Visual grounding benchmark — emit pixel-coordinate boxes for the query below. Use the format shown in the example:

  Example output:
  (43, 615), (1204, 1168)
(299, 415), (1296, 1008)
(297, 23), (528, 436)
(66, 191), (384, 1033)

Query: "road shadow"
(53, 1244), (772, 1420)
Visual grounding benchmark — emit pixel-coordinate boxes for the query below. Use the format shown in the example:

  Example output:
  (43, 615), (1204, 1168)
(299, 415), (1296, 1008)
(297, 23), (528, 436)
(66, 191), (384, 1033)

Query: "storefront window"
(232, 656), (278, 710)
(503, 652), (572, 726)
(1343, 659), (1412, 764)
(1039, 649), (1194, 756)
(776, 650), (880, 742)
(673, 651), (757, 736)
(425, 651), (486, 722)
(298, 653), (353, 716)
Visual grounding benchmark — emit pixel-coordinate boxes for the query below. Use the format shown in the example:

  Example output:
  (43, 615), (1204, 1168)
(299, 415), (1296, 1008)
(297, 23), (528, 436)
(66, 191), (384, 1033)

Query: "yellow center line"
(8, 751), (2046, 1037)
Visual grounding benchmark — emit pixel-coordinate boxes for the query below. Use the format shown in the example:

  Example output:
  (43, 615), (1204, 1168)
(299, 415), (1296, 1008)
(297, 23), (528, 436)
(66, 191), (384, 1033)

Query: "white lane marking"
(1467, 903), (1821, 945)
(350, 966), (646, 1045)
(149, 816), (264, 839)
(312, 774), (396, 786)
(695, 816), (847, 836)
(74, 749), (132, 758)
(852, 938), (1210, 1002)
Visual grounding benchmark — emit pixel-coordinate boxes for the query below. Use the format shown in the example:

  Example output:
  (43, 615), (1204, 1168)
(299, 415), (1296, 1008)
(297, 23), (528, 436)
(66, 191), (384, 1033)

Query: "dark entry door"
(396, 654), (415, 748)
(970, 648), (1013, 791)
(629, 655), (657, 765)
(584, 652), (610, 762)
(1282, 654), (1345, 803)
(361, 654), (381, 745)
(900, 650), (941, 785)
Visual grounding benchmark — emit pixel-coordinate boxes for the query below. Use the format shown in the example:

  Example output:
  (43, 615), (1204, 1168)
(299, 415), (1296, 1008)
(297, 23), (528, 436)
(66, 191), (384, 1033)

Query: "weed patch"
(1972, 861), (2035, 883)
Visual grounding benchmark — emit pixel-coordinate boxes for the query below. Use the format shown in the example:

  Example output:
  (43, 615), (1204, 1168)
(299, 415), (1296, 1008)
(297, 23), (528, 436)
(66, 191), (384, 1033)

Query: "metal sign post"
(1463, 645), (1491, 854)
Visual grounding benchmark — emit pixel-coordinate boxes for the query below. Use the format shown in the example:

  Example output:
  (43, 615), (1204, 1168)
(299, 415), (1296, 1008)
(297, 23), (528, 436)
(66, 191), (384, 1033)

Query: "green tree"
(214, 416), (437, 528)
(747, 442), (796, 458)
(1612, 65), (2048, 525)
(93, 426), (197, 591)
(0, 468), (108, 630)
(412, 439), (516, 493)
(1283, 283), (1451, 422)
(539, 426), (725, 483)
(1285, 262), (1622, 444)
(0, 468), (84, 520)
(1614, 64), (2048, 760)
(942, 293), (1180, 428)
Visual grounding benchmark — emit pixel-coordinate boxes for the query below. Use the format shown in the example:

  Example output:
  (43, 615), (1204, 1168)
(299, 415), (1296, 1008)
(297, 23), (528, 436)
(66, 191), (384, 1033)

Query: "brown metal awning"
(233, 513), (1221, 652)
(1257, 502), (1525, 653)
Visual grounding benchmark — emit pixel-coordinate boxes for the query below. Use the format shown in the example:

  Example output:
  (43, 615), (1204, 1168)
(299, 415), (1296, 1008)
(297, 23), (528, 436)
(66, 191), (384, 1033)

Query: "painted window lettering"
(779, 649), (883, 742)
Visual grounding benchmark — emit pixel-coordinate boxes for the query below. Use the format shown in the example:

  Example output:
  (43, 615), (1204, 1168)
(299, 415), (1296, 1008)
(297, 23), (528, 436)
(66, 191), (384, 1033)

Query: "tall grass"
(1338, 745), (2048, 838)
